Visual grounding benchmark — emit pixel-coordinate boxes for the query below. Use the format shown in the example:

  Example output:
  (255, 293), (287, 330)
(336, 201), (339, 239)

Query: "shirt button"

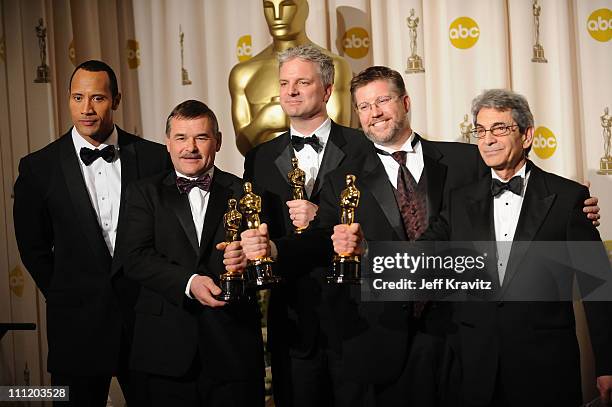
(101, 197), (105, 200)
(98, 172), (102, 175)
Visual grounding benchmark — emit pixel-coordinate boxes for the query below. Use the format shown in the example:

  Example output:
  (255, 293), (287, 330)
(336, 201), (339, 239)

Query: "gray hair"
(277, 44), (335, 88)
(471, 89), (534, 134)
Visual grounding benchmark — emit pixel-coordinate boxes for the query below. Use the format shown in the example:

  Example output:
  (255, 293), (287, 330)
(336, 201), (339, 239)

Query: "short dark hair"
(69, 60), (119, 99)
(350, 66), (407, 105)
(165, 100), (220, 137)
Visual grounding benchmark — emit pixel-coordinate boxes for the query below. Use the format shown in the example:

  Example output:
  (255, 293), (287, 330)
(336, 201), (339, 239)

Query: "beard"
(363, 115), (408, 147)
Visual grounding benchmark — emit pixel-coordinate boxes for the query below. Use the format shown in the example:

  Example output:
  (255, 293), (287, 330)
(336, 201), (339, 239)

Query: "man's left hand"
(597, 375), (612, 405)
(287, 199), (318, 229)
(216, 241), (247, 274)
(583, 181), (601, 227)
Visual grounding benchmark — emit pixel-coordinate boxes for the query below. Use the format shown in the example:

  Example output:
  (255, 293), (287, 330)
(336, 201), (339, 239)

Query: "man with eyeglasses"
(242, 66), (603, 406)
(421, 89), (611, 407)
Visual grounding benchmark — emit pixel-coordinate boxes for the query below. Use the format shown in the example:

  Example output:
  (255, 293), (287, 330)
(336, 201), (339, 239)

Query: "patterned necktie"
(390, 151), (428, 241)
(176, 174), (212, 194)
(291, 134), (323, 153)
(390, 150), (429, 319)
(79, 145), (116, 166)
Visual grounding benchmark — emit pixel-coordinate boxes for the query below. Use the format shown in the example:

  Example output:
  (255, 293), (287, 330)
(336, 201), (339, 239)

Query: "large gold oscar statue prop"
(229, 0), (352, 155)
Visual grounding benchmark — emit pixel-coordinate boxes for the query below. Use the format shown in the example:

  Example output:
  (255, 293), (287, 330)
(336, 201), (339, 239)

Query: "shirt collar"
(374, 131), (417, 154)
(491, 161), (527, 182)
(72, 125), (118, 154)
(290, 117), (332, 147)
(175, 166), (215, 181)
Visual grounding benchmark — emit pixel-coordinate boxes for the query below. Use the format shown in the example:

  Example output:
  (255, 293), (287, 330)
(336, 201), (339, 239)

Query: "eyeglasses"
(355, 95), (400, 114)
(471, 123), (519, 139)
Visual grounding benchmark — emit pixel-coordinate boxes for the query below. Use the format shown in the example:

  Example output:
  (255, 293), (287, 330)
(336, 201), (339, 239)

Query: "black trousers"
(145, 357), (264, 407)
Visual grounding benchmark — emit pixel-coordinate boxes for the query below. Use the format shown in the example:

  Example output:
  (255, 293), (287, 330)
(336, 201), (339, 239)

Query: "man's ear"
(323, 84), (333, 103)
(216, 132), (222, 152)
(523, 126), (534, 150)
(112, 93), (122, 110)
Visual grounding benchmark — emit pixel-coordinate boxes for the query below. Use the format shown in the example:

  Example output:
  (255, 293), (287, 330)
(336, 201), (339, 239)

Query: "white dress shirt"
(72, 127), (121, 255)
(493, 163), (530, 285)
(181, 167), (214, 298)
(291, 117), (331, 197)
(374, 132), (424, 187)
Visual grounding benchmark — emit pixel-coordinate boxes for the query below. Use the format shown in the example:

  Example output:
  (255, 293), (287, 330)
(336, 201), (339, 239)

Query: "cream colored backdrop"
(1, 0), (610, 404)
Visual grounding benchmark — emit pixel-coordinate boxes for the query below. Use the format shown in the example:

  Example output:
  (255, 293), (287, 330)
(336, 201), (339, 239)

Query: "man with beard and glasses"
(241, 66), (602, 406)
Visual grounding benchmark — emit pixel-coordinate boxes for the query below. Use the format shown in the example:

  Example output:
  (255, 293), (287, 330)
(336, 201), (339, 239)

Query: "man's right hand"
(331, 223), (364, 256)
(241, 223), (271, 260)
(190, 275), (226, 307)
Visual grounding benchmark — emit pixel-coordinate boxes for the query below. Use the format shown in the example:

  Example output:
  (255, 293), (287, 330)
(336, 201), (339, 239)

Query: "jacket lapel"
(466, 178), (495, 242)
(360, 146), (407, 240)
(420, 137), (447, 217)
(311, 121), (346, 199)
(117, 127), (139, 199)
(199, 168), (232, 256)
(274, 132), (293, 190)
(500, 164), (555, 293)
(59, 133), (112, 271)
(162, 172), (200, 254)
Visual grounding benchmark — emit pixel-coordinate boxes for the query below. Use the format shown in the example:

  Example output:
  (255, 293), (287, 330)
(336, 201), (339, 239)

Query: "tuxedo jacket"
(243, 121), (372, 357)
(13, 127), (170, 376)
(426, 162), (612, 406)
(276, 135), (487, 384)
(123, 168), (264, 381)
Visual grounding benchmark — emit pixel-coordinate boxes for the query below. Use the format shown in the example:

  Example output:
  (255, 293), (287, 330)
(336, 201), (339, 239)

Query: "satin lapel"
(466, 179), (495, 241)
(420, 138), (446, 216)
(199, 170), (231, 255)
(59, 134), (112, 270)
(500, 166), (555, 293)
(360, 149), (407, 240)
(311, 122), (346, 199)
(274, 133), (293, 188)
(162, 173), (199, 254)
(118, 129), (138, 199)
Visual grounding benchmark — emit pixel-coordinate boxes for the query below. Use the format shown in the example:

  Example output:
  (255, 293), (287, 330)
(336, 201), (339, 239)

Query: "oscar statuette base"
(328, 254), (361, 284)
(215, 274), (245, 302)
(246, 257), (281, 289)
(598, 157), (612, 175)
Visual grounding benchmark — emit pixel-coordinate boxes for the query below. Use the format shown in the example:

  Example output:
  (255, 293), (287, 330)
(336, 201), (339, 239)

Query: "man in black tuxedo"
(13, 60), (170, 405)
(335, 88), (612, 406)
(123, 100), (264, 406)
(241, 44), (371, 407)
(244, 67), (602, 406)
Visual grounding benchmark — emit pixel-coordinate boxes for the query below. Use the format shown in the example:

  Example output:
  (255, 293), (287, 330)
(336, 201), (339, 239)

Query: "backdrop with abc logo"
(0, 0), (610, 405)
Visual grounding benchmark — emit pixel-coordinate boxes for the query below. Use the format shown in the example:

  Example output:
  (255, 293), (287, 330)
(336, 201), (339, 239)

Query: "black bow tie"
(291, 135), (322, 153)
(491, 176), (523, 197)
(79, 145), (116, 166)
(176, 174), (211, 194)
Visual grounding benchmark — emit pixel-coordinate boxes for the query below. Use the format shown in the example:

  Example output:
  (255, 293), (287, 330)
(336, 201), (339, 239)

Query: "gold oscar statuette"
(179, 25), (192, 85)
(34, 18), (50, 83)
(460, 114), (473, 144)
(288, 157), (307, 234)
(405, 8), (425, 74)
(215, 199), (246, 302)
(598, 106), (612, 175)
(239, 182), (281, 288)
(531, 0), (548, 63)
(329, 174), (361, 284)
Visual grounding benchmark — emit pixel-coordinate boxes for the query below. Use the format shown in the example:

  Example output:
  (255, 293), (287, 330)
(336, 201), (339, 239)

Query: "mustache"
(180, 153), (202, 159)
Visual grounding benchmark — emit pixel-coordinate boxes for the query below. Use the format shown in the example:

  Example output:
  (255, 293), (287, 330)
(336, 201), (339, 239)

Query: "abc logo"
(587, 8), (612, 42)
(126, 39), (141, 69)
(236, 35), (252, 62)
(342, 27), (370, 59)
(532, 126), (557, 159)
(449, 17), (480, 49)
